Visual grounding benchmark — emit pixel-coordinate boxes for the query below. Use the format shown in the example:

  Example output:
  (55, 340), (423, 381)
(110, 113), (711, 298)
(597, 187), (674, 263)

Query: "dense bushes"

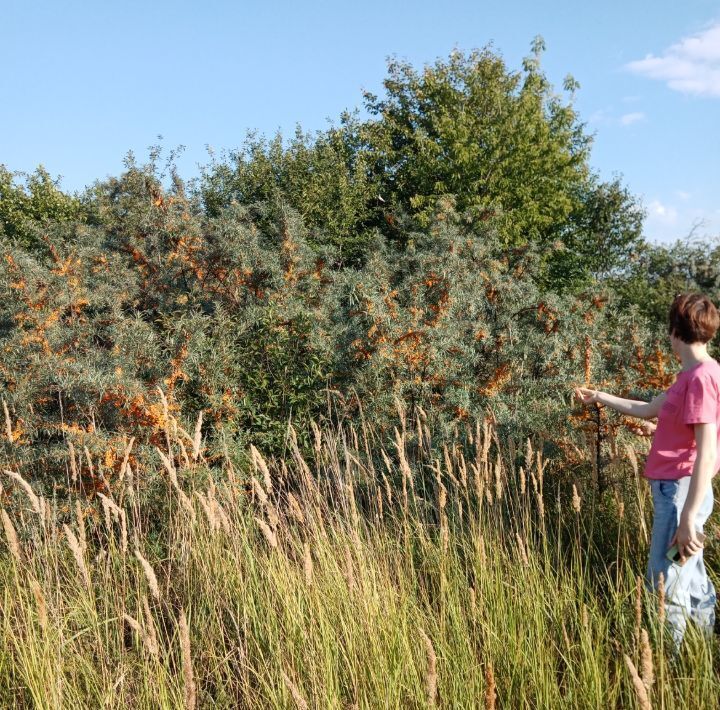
(0, 159), (667, 494)
(197, 40), (646, 285)
(0, 165), (88, 251)
(0, 40), (714, 497)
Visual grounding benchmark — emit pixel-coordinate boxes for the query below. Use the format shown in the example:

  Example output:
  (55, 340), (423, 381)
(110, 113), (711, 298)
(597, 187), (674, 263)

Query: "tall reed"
(0, 403), (716, 707)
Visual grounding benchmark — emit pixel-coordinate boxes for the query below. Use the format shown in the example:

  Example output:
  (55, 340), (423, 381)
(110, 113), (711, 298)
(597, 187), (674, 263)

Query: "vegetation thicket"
(0, 157), (670, 494)
(1, 409), (719, 707)
(198, 39), (647, 292)
(1, 37), (720, 705)
(0, 164), (89, 250)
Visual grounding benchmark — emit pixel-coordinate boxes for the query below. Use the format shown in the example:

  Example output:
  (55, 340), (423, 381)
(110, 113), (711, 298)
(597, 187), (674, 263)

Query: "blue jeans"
(646, 476), (716, 650)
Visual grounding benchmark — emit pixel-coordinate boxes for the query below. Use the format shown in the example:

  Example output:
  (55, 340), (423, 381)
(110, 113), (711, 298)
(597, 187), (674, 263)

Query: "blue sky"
(2, 0), (719, 245)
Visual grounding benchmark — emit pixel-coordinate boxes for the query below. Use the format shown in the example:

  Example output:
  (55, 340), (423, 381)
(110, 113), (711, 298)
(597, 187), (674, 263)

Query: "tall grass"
(0, 405), (718, 707)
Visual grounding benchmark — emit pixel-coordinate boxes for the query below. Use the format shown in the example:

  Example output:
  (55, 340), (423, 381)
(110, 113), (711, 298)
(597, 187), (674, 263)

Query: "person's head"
(668, 292), (720, 355)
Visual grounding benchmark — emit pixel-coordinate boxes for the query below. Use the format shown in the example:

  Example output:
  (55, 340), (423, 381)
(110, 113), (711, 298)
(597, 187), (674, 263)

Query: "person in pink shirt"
(575, 292), (720, 651)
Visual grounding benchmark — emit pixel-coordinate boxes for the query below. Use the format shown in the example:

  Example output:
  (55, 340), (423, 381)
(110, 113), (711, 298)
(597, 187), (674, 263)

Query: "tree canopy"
(0, 165), (87, 250)
(198, 39), (646, 291)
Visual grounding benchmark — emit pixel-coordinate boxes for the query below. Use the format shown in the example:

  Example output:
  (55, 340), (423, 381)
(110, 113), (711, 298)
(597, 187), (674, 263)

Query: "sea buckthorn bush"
(0, 158), (670, 504)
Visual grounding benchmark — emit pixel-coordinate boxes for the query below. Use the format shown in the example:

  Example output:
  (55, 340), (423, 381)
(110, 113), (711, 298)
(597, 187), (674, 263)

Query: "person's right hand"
(574, 386), (600, 405)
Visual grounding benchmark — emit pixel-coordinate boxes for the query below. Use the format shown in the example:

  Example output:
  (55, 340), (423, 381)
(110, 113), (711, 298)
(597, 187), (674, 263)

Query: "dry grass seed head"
(124, 613), (158, 656)
(303, 541), (313, 584)
(623, 654), (651, 710)
(251, 477), (269, 507)
(640, 628), (654, 691)
(484, 661), (496, 710)
(134, 549), (161, 600)
(281, 670), (309, 710)
(124, 613), (144, 640)
(515, 532), (529, 566)
(484, 481), (493, 506)
(561, 619), (572, 649)
(75, 500), (87, 556)
(536, 450), (545, 488)
(83, 445), (95, 478)
(581, 604), (589, 630)
(97, 493), (115, 535)
(64, 524), (90, 589)
(212, 499), (232, 533)
(286, 492), (305, 525)
(418, 626), (437, 707)
(634, 575), (643, 644)
(30, 578), (47, 631)
(255, 517), (277, 549)
(195, 491), (218, 533)
(494, 454), (503, 501)
(4, 469), (42, 515)
(156, 445), (177, 479)
(68, 440), (78, 482)
(438, 482), (447, 511)
(311, 419), (323, 457)
(177, 436), (191, 469)
(381, 472), (392, 504)
(178, 609), (196, 710)
(118, 435), (135, 482)
(119, 508), (128, 554)
(626, 443), (639, 477)
(142, 595), (159, 656)
(476, 533), (487, 566)
(2, 509), (21, 563)
(529, 467), (538, 494)
(571, 483), (581, 513)
(192, 410), (203, 461)
(250, 444), (272, 494)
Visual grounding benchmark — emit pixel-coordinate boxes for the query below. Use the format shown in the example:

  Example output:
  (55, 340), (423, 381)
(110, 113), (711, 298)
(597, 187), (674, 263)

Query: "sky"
(2, 0), (719, 245)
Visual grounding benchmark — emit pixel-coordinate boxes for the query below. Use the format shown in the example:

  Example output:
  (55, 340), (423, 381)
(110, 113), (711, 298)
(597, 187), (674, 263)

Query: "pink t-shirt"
(643, 358), (720, 480)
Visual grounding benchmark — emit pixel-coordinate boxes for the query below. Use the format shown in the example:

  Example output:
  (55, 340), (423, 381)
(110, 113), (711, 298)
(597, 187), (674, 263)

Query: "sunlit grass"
(0, 408), (718, 707)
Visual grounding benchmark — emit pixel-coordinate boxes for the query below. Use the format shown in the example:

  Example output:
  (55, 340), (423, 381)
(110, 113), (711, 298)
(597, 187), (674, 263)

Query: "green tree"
(606, 235), (720, 336)
(358, 41), (591, 246)
(541, 176), (646, 292)
(198, 123), (383, 265)
(0, 165), (86, 250)
(198, 40), (645, 291)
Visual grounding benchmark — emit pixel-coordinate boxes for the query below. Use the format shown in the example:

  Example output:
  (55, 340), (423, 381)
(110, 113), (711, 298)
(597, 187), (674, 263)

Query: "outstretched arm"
(574, 387), (666, 419)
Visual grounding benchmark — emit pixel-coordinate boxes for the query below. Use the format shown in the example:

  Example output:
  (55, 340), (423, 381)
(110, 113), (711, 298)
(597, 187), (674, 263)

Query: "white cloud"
(588, 108), (611, 124)
(625, 22), (720, 97)
(641, 195), (720, 245)
(588, 107), (648, 126)
(620, 111), (646, 125)
(647, 199), (678, 224)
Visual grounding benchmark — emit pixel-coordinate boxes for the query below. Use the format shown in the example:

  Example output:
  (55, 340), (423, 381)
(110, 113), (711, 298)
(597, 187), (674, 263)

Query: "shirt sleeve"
(683, 372), (719, 424)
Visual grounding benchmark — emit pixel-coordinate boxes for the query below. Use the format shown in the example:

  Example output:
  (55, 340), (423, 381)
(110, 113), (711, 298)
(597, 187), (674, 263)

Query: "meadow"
(3, 41), (720, 708)
(1, 390), (718, 708)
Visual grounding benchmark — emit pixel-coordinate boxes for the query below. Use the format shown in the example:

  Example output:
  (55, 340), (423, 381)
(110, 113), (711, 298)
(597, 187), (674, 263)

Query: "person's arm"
(670, 371), (719, 560)
(671, 422), (716, 560)
(575, 387), (665, 419)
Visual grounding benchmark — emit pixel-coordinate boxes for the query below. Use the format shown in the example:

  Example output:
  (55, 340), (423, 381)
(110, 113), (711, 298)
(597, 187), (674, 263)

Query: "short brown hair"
(668, 292), (720, 344)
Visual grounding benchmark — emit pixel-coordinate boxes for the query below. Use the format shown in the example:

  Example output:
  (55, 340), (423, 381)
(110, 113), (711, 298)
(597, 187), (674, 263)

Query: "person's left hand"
(639, 420), (657, 436)
(624, 419), (657, 437)
(669, 518), (704, 563)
